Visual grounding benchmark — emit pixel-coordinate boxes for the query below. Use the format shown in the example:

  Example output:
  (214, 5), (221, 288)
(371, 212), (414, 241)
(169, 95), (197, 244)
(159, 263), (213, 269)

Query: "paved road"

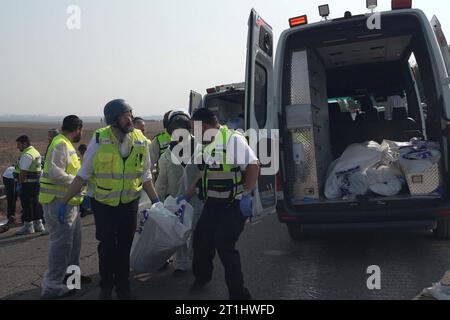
(1, 213), (449, 300)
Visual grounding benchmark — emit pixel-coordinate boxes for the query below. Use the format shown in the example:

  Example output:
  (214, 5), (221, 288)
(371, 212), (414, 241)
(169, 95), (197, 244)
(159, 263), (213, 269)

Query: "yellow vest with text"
(39, 134), (84, 206)
(14, 146), (42, 183)
(198, 126), (244, 202)
(93, 126), (148, 207)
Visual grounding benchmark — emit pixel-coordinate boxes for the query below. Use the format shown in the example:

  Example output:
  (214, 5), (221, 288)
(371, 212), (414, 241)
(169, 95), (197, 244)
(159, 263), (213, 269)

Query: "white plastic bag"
(366, 165), (404, 196)
(325, 142), (384, 199)
(347, 171), (370, 197)
(130, 198), (194, 273)
(380, 139), (411, 163)
(163, 196), (193, 230)
(138, 190), (152, 212)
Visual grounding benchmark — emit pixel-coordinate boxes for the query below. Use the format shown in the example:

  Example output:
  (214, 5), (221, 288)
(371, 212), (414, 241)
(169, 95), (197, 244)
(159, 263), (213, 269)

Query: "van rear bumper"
(276, 200), (450, 225)
(300, 220), (437, 231)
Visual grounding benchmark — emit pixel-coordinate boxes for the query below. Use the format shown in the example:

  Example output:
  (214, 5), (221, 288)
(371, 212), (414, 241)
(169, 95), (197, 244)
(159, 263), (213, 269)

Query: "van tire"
(287, 223), (305, 242)
(434, 219), (450, 239)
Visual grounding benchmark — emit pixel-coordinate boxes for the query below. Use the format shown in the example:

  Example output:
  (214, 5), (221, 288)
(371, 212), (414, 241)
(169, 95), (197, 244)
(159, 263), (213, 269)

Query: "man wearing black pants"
(14, 135), (45, 235)
(192, 200), (248, 299)
(2, 166), (17, 224)
(91, 198), (138, 293)
(61, 99), (160, 300)
(180, 109), (260, 300)
(20, 182), (42, 223)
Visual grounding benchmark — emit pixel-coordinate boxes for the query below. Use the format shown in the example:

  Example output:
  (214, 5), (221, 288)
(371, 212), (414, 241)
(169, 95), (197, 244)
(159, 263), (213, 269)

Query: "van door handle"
(376, 201), (387, 206)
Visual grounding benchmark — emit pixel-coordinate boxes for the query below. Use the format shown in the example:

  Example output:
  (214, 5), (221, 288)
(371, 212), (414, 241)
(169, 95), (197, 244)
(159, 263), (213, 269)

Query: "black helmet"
(192, 108), (217, 123)
(104, 99), (132, 125)
(163, 110), (173, 130)
(166, 110), (191, 135)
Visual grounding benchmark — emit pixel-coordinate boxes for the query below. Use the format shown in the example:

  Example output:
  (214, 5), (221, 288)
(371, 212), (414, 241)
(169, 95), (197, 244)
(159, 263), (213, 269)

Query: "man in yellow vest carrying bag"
(61, 99), (160, 300)
(40, 115), (89, 299)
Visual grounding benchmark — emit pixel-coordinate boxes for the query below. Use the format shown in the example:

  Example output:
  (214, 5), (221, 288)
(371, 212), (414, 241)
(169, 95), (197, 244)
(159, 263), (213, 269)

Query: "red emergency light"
(206, 87), (216, 94)
(391, 0), (412, 10)
(289, 15), (308, 28)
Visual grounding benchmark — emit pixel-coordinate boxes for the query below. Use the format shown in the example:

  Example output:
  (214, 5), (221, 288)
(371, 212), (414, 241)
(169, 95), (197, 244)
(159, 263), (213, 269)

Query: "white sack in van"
(381, 139), (441, 174)
(325, 142), (384, 199)
(366, 165), (404, 197)
(380, 140), (410, 164)
(347, 171), (370, 196)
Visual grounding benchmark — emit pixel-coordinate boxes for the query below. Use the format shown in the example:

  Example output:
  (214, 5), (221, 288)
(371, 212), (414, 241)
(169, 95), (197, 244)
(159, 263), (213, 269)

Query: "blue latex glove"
(151, 197), (161, 204)
(58, 203), (68, 225)
(15, 183), (21, 194)
(240, 193), (253, 218)
(176, 195), (190, 204)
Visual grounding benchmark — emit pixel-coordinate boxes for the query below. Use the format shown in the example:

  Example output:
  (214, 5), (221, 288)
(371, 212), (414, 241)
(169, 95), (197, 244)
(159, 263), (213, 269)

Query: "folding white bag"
(130, 196), (193, 273)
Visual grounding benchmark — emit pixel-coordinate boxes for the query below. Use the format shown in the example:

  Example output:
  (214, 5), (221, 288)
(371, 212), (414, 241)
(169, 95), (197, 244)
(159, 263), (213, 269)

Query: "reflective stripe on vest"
(94, 190), (141, 201)
(39, 134), (83, 206)
(39, 187), (67, 198)
(93, 126), (148, 207)
(93, 173), (142, 180)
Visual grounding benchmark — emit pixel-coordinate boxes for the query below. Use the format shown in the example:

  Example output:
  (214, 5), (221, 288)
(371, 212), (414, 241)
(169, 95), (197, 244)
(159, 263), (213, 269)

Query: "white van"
(191, 0), (450, 240)
(192, 1), (450, 240)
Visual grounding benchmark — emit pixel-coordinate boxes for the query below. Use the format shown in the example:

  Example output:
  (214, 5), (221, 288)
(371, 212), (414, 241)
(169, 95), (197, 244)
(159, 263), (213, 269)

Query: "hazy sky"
(1, 0), (449, 117)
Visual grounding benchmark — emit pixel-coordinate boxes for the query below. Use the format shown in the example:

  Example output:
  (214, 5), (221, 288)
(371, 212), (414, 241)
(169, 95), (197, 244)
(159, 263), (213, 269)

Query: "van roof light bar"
(392, 0), (412, 10)
(289, 15), (308, 28)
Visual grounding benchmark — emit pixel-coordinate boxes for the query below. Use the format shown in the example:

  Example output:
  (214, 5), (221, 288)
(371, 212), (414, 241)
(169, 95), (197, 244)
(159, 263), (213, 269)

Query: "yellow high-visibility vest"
(14, 146), (42, 183)
(198, 126), (244, 202)
(39, 134), (83, 206)
(92, 126), (148, 207)
(156, 130), (171, 159)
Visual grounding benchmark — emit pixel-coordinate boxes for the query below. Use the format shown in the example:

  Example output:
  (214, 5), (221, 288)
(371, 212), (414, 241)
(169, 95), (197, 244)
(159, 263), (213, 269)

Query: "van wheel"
(287, 223), (305, 242)
(434, 219), (450, 239)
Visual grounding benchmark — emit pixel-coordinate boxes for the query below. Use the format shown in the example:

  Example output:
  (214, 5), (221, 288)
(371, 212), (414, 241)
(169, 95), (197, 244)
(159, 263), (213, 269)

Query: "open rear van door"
(189, 90), (203, 116)
(245, 9), (278, 220)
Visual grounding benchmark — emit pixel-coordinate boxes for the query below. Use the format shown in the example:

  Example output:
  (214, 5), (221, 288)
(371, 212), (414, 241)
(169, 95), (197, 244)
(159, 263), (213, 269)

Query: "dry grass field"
(0, 120), (163, 217)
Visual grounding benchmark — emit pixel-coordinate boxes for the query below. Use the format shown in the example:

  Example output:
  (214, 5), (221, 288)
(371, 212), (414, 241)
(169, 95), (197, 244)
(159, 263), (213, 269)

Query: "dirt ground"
(0, 120), (163, 217)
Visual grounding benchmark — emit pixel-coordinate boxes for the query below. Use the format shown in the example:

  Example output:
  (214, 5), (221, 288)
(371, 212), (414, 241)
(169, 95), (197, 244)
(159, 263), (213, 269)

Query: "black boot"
(116, 286), (137, 300)
(230, 287), (252, 300)
(98, 286), (113, 300)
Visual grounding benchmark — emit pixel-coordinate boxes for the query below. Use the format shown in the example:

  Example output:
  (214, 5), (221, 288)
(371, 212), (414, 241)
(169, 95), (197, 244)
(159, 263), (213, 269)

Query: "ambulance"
(191, 0), (450, 240)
